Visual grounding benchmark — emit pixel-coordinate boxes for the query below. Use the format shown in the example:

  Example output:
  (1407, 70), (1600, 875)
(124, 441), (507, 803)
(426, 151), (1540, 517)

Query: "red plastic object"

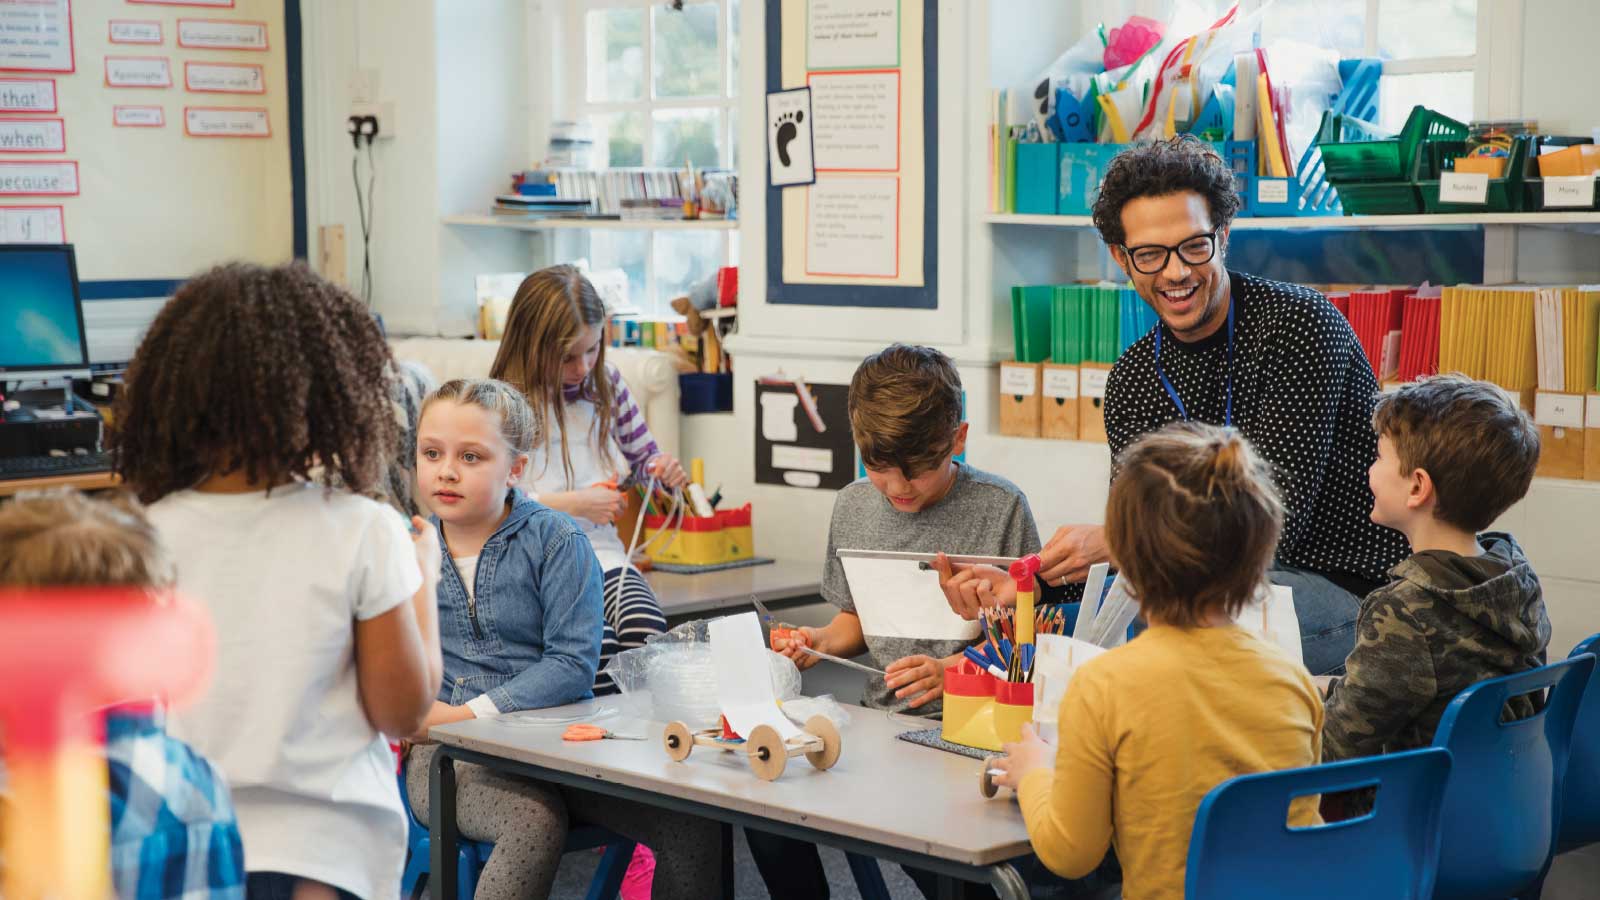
(1007, 554), (1042, 593)
(0, 589), (215, 900)
(716, 266), (738, 307)
(944, 660), (998, 698)
(719, 714), (741, 740)
(994, 680), (1035, 706)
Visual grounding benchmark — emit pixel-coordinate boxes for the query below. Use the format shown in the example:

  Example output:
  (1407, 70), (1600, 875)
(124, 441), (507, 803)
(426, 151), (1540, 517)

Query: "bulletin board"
(764, 0), (937, 309)
(0, 0), (302, 296)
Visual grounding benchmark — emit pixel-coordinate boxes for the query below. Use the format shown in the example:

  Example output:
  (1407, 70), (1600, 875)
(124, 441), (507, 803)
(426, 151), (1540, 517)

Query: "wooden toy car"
(662, 715), (841, 781)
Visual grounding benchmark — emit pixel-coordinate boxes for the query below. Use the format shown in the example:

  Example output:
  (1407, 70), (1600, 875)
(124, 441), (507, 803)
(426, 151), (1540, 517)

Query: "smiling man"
(1041, 137), (1409, 675)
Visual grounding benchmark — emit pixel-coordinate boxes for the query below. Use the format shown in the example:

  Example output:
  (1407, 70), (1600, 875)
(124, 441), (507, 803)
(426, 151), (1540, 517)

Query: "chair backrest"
(1561, 637), (1600, 851)
(1185, 747), (1452, 900)
(1430, 653), (1596, 899)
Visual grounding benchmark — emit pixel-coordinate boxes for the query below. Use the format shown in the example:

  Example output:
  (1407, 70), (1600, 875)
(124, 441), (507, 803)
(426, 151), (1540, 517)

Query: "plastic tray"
(1318, 106), (1469, 184)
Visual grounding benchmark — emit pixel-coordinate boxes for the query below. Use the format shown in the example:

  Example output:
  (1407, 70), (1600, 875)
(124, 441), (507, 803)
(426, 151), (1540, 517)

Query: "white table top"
(429, 695), (1032, 866)
(643, 558), (822, 617)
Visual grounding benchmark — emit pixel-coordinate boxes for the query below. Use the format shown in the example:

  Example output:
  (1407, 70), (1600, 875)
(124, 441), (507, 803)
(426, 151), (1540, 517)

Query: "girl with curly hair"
(114, 261), (443, 900)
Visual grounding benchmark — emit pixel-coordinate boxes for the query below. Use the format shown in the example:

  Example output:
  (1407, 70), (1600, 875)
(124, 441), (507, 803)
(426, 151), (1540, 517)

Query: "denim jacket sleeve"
(487, 528), (605, 712)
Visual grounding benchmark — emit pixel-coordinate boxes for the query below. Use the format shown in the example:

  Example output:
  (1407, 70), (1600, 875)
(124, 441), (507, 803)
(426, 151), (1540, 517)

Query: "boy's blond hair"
(1372, 375), (1540, 532)
(0, 489), (170, 588)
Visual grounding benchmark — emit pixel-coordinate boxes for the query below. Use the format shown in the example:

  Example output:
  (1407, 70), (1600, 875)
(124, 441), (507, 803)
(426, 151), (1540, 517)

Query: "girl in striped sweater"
(490, 264), (685, 695)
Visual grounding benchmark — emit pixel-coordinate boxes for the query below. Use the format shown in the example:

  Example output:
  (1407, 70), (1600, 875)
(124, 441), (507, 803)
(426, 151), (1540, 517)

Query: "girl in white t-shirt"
(113, 262), (443, 900)
(488, 265), (689, 695)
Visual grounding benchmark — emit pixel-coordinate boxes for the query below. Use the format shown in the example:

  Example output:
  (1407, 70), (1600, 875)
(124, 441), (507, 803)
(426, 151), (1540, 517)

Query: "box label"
(1256, 179), (1289, 204)
(1439, 172), (1489, 205)
(1544, 175), (1595, 209)
(1042, 367), (1078, 400)
(1001, 364), (1037, 396)
(1535, 392), (1584, 429)
(1081, 367), (1109, 399)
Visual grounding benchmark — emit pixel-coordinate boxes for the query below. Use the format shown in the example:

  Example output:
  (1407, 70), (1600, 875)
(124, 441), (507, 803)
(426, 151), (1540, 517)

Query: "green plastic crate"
(1415, 135), (1530, 214)
(1318, 106), (1469, 184)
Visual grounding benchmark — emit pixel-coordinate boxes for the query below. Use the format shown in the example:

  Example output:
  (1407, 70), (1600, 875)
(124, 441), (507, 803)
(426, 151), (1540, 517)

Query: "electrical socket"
(349, 102), (395, 140)
(349, 68), (378, 104)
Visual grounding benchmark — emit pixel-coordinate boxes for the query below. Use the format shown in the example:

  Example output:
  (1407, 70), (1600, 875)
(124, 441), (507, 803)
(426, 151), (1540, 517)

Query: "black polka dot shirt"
(1104, 271), (1410, 589)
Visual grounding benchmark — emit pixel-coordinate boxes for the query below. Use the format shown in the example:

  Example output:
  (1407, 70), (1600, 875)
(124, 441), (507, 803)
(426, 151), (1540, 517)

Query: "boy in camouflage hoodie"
(1321, 375), (1550, 761)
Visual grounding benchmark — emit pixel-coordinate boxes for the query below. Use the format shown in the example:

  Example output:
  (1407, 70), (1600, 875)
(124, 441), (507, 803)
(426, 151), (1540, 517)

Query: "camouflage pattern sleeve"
(1321, 587), (1437, 761)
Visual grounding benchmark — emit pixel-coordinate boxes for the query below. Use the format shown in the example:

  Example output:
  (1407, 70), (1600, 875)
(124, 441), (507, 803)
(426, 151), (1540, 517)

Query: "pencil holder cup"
(941, 661), (1002, 752)
(643, 504), (753, 566)
(992, 681), (1036, 745)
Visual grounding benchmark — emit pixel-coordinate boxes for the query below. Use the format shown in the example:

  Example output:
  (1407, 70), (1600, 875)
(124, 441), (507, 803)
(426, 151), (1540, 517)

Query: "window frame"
(562, 0), (740, 318)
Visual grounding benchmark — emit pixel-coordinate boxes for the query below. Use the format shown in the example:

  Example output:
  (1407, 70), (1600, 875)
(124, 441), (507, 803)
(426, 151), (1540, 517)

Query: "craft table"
(427, 696), (1032, 899)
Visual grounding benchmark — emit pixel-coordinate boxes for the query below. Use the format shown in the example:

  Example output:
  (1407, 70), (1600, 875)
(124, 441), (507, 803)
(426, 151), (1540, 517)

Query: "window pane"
(653, 230), (726, 316)
(653, 108), (723, 168)
(729, 0), (741, 95)
(653, 2), (720, 99)
(1379, 72), (1473, 134)
(586, 231), (649, 316)
(1260, 0), (1364, 57)
(1379, 0), (1476, 59)
(593, 111), (646, 168)
(587, 7), (644, 103)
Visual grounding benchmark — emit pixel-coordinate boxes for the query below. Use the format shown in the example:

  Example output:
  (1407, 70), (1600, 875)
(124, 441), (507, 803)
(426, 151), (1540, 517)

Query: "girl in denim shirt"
(403, 379), (720, 900)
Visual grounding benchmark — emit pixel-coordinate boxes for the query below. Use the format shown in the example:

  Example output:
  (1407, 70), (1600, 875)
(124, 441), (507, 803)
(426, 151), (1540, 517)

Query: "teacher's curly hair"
(113, 261), (399, 505)
(1091, 135), (1244, 249)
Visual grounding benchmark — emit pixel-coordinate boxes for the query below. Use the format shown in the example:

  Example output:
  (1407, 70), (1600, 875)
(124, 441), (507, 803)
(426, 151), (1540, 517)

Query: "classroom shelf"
(983, 212), (1600, 230)
(443, 214), (738, 232)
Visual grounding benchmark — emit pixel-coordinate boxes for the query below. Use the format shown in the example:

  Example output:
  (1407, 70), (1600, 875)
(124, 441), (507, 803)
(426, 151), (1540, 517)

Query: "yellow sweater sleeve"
(1015, 671), (1114, 878)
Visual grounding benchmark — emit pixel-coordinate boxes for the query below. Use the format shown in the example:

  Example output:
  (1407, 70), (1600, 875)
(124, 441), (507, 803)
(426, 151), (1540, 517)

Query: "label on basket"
(1043, 367), (1078, 399)
(1001, 364), (1036, 396)
(1544, 175), (1596, 209)
(1439, 173), (1489, 205)
(1256, 179), (1289, 204)
(1535, 392), (1584, 429)
(1081, 367), (1109, 399)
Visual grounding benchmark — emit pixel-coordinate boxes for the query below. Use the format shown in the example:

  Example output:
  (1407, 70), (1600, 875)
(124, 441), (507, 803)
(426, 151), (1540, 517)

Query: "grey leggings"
(405, 744), (722, 900)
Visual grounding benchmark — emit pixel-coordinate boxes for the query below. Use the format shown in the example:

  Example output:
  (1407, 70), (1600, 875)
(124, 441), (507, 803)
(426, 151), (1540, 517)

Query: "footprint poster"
(766, 87), (815, 187)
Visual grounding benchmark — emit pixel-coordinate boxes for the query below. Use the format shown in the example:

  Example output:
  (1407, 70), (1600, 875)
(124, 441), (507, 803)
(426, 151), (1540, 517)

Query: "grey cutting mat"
(895, 725), (992, 760)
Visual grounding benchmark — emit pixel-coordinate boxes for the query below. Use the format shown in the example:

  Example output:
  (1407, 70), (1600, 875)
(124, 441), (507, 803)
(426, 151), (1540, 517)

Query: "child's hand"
(991, 724), (1053, 789)
(573, 486), (628, 525)
(648, 454), (689, 491)
(410, 516), (441, 583)
(933, 553), (1015, 620)
(772, 626), (818, 669)
(886, 654), (947, 708)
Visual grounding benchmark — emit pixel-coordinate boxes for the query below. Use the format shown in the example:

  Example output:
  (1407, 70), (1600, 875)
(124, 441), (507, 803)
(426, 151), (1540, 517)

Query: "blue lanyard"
(1154, 300), (1235, 427)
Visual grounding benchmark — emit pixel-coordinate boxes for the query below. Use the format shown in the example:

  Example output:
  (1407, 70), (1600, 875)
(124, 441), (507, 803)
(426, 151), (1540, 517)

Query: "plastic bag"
(779, 694), (852, 732)
(1134, 3), (1266, 140)
(600, 621), (802, 730)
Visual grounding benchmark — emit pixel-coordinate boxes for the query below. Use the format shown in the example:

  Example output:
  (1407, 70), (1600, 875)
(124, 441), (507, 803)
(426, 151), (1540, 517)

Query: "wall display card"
(184, 61), (263, 94)
(108, 20), (163, 44)
(176, 19), (267, 50)
(806, 175), (898, 278)
(766, 87), (814, 187)
(0, 205), (64, 243)
(806, 0), (898, 70)
(184, 106), (269, 138)
(0, 117), (64, 152)
(0, 161), (78, 195)
(0, 76), (55, 111)
(0, 0), (73, 73)
(808, 70), (899, 171)
(105, 56), (171, 88)
(112, 105), (164, 127)
(754, 379), (854, 490)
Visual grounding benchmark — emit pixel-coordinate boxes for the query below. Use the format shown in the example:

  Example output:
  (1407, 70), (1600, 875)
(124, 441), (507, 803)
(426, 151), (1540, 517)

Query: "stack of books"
(491, 195), (593, 217)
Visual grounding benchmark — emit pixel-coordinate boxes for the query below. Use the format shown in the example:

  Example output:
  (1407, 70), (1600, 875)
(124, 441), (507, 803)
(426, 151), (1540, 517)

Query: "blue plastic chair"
(1557, 635), (1600, 852)
(1185, 747), (1453, 900)
(398, 770), (636, 900)
(1430, 653), (1596, 900)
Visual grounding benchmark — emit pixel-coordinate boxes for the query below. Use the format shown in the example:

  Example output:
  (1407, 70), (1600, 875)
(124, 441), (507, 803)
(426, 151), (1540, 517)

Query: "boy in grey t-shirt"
(773, 344), (1044, 715)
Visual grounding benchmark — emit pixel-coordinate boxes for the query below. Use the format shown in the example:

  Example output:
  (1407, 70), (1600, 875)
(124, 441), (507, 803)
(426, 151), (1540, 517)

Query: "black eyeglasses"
(1119, 232), (1219, 275)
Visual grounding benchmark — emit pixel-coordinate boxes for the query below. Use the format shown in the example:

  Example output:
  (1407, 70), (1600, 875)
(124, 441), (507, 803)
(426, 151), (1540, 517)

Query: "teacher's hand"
(1038, 525), (1111, 586)
(933, 553), (1014, 621)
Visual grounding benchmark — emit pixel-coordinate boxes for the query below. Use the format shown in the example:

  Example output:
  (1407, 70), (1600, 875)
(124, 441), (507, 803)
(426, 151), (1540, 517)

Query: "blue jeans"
(1267, 565), (1361, 676)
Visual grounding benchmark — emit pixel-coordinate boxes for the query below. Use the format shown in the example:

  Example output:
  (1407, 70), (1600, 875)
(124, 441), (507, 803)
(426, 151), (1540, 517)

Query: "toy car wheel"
(802, 715), (841, 770)
(979, 758), (999, 799)
(746, 724), (788, 781)
(663, 721), (693, 762)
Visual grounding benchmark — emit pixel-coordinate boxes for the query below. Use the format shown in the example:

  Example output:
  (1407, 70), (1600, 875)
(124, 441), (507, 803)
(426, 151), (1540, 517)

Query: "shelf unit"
(442, 214), (738, 232)
(984, 212), (1600, 230)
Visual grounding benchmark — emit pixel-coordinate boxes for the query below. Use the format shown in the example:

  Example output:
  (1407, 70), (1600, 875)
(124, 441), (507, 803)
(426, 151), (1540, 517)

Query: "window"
(1249, 0), (1479, 132)
(566, 0), (740, 318)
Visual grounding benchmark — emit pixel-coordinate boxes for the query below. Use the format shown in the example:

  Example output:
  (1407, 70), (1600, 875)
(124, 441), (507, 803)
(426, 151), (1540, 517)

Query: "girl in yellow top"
(991, 423), (1324, 900)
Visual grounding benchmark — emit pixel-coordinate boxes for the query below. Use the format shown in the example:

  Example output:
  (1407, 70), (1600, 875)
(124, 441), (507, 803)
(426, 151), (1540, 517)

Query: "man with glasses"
(944, 137), (1407, 676)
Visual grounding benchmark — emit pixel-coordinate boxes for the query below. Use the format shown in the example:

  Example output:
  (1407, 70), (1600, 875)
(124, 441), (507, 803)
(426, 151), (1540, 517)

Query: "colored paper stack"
(1481, 288), (1538, 395)
(1326, 291), (1351, 320)
(1348, 289), (1407, 379)
(1011, 285), (1054, 363)
(1535, 287), (1600, 392)
(1051, 284), (1122, 365)
(1440, 286), (1491, 379)
(1117, 286), (1159, 354)
(1396, 294), (1442, 383)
